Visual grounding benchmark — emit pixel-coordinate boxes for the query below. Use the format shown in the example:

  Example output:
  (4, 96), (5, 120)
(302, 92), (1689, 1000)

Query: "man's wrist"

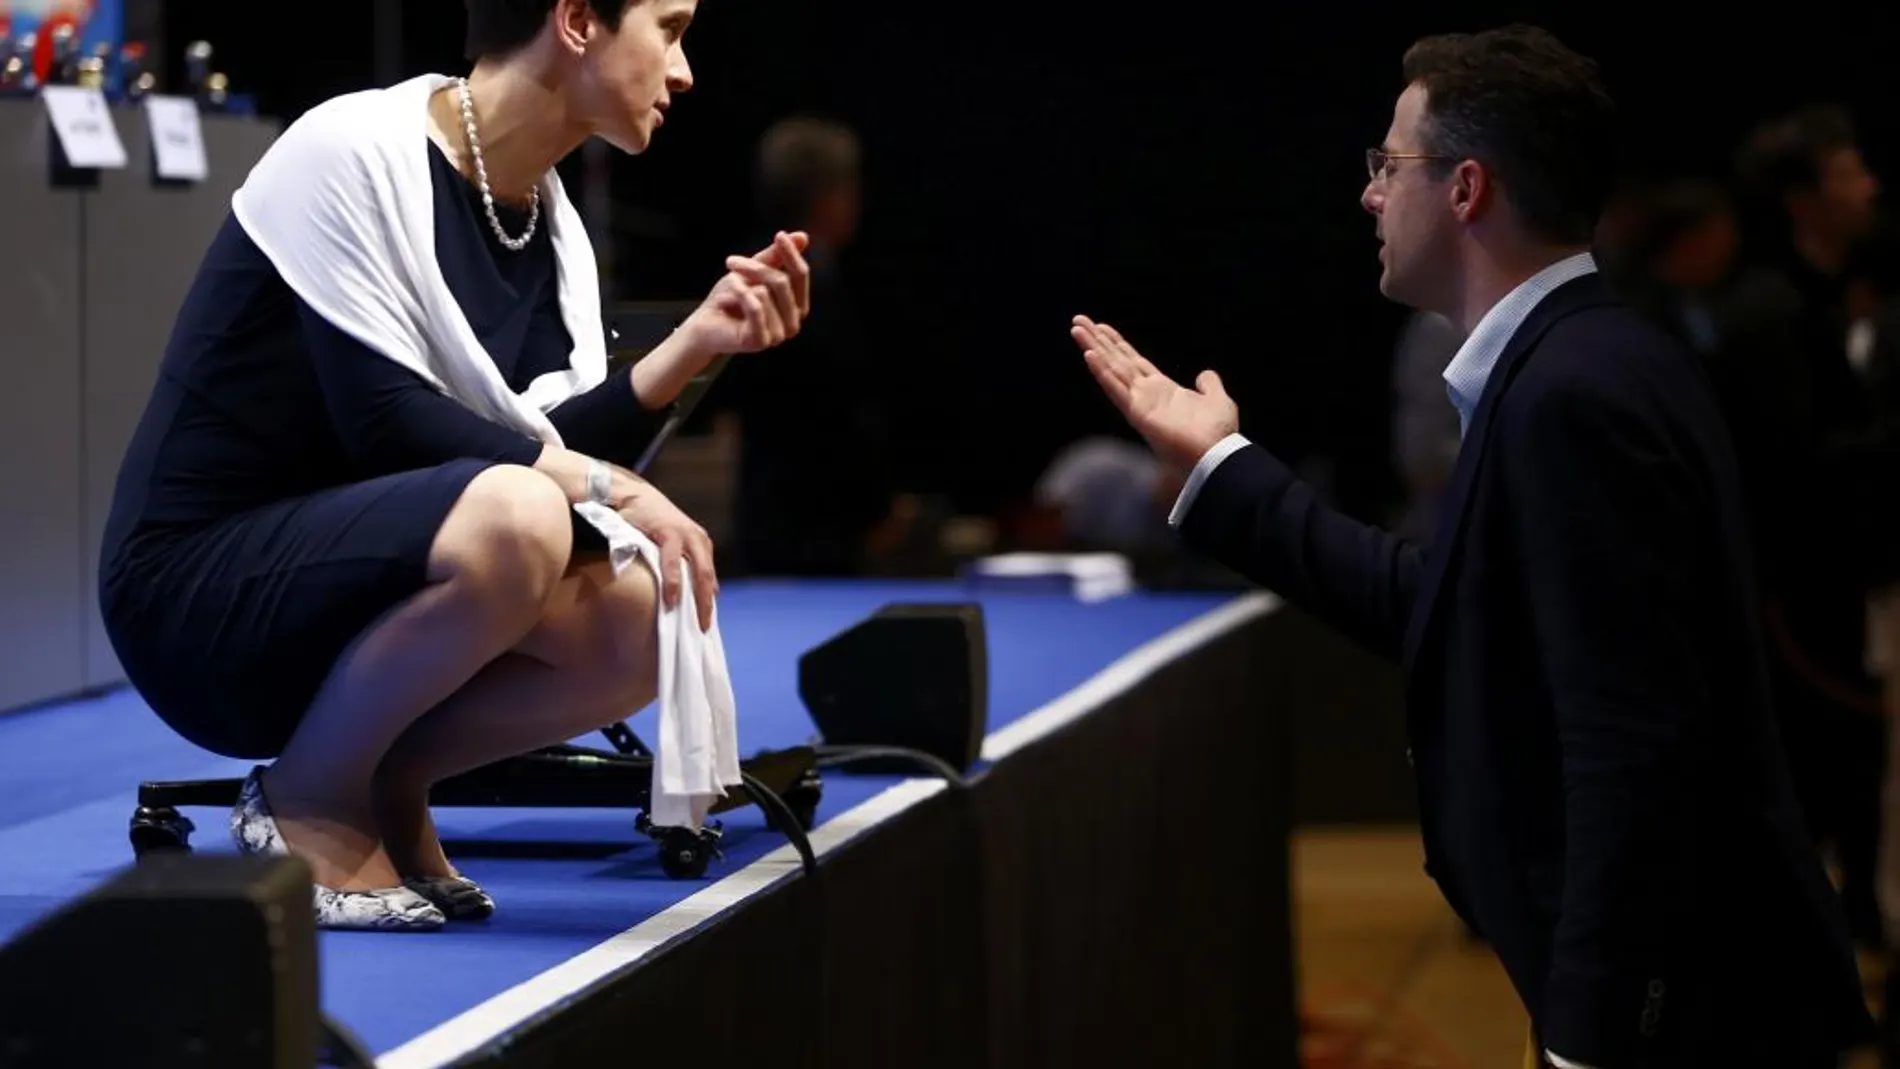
(1164, 431), (1230, 481)
(1167, 432), (1251, 529)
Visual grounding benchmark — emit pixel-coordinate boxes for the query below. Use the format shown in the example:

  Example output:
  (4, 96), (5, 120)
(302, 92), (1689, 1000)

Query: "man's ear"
(1449, 159), (1490, 224)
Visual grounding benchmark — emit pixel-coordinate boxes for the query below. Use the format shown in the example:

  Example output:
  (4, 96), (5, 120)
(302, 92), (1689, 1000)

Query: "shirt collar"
(1442, 251), (1598, 434)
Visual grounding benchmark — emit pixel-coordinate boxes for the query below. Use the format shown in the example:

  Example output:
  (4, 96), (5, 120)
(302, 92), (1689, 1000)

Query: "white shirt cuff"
(1545, 1050), (1600, 1069)
(1167, 432), (1252, 528)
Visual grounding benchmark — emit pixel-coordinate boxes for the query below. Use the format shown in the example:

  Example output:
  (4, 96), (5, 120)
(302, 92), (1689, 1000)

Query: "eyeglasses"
(1366, 147), (1453, 180)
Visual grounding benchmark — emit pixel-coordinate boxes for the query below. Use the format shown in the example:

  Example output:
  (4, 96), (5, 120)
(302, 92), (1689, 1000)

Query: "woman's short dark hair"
(464, 0), (636, 61)
(1401, 24), (1617, 246)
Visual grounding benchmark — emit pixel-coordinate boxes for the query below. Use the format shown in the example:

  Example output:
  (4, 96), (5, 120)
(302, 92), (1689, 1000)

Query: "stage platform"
(0, 579), (1297, 1069)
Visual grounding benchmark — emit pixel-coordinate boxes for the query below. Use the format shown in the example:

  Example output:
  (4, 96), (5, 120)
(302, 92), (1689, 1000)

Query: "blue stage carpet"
(0, 579), (1242, 1059)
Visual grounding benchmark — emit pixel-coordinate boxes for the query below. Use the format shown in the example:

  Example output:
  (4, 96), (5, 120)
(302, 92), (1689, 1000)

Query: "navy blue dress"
(99, 141), (667, 759)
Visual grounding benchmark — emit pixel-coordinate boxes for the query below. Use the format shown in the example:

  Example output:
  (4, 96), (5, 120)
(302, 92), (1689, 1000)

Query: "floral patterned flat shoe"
(229, 767), (446, 932)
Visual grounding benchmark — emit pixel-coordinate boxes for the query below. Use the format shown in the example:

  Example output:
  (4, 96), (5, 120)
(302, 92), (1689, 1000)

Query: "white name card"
(42, 85), (126, 169)
(144, 94), (207, 182)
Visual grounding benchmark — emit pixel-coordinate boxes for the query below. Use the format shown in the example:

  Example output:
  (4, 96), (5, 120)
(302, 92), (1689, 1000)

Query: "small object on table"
(960, 550), (1134, 603)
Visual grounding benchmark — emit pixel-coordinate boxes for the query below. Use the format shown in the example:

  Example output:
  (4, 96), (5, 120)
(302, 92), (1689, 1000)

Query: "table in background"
(0, 98), (279, 713)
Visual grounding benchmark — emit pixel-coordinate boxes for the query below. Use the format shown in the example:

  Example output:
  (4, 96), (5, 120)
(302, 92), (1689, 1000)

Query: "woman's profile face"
(573, 0), (698, 155)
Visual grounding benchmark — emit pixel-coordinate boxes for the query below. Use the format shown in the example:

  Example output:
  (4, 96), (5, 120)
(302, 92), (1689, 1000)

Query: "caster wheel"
(130, 806), (195, 858)
(638, 813), (722, 879)
(782, 785), (821, 832)
(658, 831), (712, 879)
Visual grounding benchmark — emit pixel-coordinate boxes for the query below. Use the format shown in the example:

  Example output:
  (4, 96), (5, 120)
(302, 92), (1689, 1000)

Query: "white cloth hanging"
(576, 504), (741, 829)
(231, 72), (742, 830)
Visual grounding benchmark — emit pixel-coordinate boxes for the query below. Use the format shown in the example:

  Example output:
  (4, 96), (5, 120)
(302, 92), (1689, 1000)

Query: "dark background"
(150, 1), (1900, 522)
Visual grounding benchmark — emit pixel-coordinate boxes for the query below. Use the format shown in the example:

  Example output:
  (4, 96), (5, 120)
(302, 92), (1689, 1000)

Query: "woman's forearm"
(532, 444), (650, 506)
(534, 320), (725, 501)
(628, 319), (721, 411)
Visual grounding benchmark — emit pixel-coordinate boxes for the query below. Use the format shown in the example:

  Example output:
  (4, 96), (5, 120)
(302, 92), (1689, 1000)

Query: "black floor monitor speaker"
(798, 601), (988, 773)
(0, 853), (320, 1069)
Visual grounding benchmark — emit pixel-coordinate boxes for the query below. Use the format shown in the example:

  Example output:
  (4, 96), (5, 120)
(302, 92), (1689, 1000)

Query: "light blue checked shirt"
(1169, 251), (1599, 528)
(1442, 251), (1598, 438)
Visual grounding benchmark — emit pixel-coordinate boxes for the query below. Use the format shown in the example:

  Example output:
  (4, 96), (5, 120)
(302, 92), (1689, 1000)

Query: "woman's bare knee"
(520, 558), (659, 703)
(428, 465), (572, 620)
(594, 566), (660, 702)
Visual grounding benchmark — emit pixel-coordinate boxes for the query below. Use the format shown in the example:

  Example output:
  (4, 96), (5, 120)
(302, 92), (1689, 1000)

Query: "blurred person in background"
(1387, 309), (1464, 540)
(1032, 435), (1182, 555)
(1613, 177), (1742, 358)
(1841, 215), (1900, 1067)
(726, 116), (918, 575)
(1845, 217), (1900, 405)
(1714, 104), (1889, 948)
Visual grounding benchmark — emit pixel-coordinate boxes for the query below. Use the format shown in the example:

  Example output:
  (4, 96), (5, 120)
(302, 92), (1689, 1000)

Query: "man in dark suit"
(1071, 25), (1872, 1068)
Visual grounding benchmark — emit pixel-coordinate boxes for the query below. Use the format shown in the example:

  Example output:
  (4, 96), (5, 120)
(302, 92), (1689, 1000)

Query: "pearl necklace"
(455, 76), (539, 251)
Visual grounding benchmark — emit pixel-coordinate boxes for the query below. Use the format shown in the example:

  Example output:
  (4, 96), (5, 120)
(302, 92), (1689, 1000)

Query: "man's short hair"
(755, 117), (861, 229)
(1401, 24), (1617, 245)
(463, 0), (635, 61)
(1734, 105), (1859, 204)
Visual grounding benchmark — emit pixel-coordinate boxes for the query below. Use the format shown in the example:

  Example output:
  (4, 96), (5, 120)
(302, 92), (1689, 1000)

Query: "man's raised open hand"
(1070, 315), (1238, 472)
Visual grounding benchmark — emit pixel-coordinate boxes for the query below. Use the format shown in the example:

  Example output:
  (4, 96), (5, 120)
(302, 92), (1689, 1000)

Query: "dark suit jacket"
(1178, 275), (1871, 1066)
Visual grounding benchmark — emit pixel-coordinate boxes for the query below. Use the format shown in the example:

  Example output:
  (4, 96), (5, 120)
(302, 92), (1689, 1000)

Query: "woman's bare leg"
(372, 555), (662, 879)
(257, 466), (574, 892)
